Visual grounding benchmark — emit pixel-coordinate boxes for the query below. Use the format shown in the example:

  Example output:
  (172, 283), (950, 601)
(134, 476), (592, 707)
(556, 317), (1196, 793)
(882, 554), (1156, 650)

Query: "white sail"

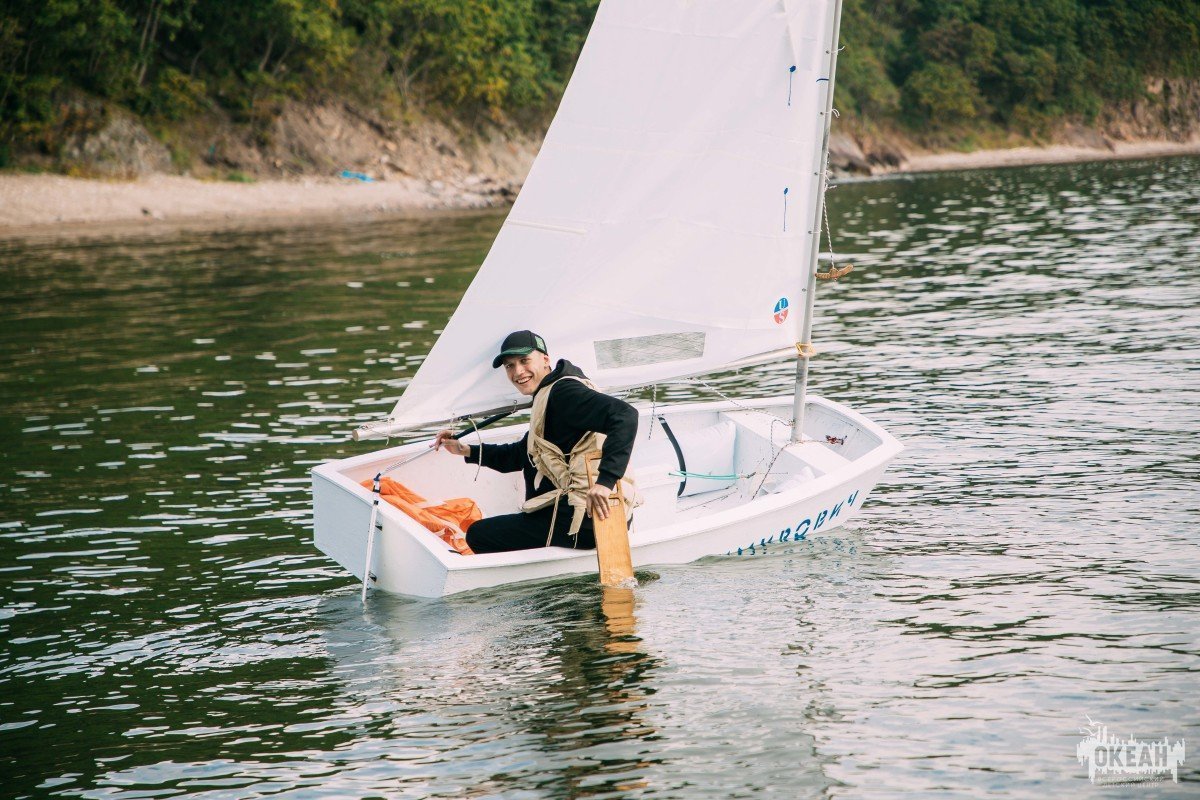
(386, 0), (838, 430)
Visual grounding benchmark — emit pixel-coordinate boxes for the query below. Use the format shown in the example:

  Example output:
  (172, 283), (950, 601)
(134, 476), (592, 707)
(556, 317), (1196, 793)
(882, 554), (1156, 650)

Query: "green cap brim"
(492, 347), (534, 368)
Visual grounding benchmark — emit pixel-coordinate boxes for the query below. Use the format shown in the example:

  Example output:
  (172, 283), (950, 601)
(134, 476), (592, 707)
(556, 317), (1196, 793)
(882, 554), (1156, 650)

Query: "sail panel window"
(594, 332), (706, 370)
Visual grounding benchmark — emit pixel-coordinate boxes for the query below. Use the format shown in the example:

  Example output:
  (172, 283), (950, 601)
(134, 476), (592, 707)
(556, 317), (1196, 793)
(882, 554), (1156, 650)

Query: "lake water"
(1, 156), (1198, 798)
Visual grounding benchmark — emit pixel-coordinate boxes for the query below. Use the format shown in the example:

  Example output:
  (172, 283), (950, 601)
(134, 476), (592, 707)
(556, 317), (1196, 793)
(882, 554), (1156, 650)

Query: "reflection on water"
(1, 157), (1198, 797)
(300, 578), (664, 797)
(601, 586), (639, 650)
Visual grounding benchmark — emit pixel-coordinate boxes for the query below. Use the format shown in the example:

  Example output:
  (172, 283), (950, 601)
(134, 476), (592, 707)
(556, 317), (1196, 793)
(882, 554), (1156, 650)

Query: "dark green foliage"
(837, 0), (906, 118)
(0, 0), (602, 151)
(2, 1), (133, 135)
(339, 0), (547, 116)
(333, 0), (599, 118)
(905, 62), (982, 121)
(0, 0), (1195, 154)
(842, 0), (1200, 131)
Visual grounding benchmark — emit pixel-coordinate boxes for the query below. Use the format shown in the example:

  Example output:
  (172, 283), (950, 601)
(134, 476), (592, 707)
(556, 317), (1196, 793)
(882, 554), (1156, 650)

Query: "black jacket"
(466, 359), (638, 499)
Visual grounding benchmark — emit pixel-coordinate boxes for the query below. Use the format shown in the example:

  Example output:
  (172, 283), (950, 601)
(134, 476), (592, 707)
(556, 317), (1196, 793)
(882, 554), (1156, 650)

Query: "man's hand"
(587, 483), (613, 521)
(433, 430), (469, 457)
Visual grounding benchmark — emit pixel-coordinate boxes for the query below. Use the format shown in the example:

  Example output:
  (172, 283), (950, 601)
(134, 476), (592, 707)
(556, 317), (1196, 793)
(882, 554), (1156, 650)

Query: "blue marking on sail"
(787, 65), (796, 106)
(782, 187), (790, 231)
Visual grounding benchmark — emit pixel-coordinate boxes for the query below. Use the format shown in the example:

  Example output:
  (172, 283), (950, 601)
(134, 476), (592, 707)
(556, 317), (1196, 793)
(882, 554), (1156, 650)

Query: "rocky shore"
(3, 100), (1197, 235)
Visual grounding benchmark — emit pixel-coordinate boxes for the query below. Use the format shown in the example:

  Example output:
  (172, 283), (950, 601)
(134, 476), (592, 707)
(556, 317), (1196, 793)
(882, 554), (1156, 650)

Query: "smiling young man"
(433, 330), (638, 553)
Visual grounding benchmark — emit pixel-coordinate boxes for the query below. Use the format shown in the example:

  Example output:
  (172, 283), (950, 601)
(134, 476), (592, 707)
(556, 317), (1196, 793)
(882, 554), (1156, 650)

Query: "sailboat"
(312, 0), (902, 598)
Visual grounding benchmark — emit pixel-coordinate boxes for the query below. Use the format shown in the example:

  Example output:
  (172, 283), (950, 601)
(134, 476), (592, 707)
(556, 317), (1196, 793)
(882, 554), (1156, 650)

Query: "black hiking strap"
(657, 416), (686, 497)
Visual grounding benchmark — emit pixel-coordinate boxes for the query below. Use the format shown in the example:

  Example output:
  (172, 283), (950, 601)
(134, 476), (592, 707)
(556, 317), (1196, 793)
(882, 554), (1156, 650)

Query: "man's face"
(503, 351), (552, 396)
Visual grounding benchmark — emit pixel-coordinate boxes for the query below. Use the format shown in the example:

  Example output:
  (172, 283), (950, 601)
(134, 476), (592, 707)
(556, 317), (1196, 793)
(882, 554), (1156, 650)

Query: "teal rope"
(669, 470), (741, 481)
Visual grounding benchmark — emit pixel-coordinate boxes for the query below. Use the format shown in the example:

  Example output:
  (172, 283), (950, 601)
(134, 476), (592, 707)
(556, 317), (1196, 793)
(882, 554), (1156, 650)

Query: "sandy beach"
(2, 139), (1197, 236)
(0, 172), (500, 234)
(898, 139), (1200, 173)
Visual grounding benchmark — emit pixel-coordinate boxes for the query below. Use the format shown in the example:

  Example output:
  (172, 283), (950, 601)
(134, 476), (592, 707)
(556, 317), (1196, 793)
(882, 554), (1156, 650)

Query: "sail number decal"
(728, 490), (860, 556)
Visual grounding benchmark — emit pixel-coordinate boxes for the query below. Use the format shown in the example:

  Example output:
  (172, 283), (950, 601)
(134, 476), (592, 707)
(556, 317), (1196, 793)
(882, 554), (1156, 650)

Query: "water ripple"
(1, 159), (1198, 797)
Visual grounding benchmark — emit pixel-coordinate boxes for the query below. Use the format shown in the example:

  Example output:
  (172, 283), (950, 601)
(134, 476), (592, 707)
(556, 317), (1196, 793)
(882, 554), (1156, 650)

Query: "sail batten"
(385, 0), (836, 429)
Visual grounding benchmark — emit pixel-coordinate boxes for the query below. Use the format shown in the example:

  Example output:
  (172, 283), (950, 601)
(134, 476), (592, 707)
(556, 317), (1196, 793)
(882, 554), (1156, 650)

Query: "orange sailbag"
(361, 477), (480, 556)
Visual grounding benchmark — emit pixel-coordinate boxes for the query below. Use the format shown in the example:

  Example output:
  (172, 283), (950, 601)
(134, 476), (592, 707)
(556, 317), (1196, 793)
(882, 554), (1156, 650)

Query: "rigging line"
(822, 178), (839, 272)
(667, 376), (800, 497)
(647, 384), (658, 440)
(468, 416), (483, 482)
(650, 379), (813, 502)
(752, 416), (795, 499)
(815, 178), (852, 281)
(678, 376), (786, 420)
(379, 447), (431, 476)
(677, 485), (741, 513)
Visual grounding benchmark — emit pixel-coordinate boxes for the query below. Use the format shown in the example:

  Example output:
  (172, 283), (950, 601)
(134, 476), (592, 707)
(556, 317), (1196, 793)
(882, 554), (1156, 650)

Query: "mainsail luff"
(379, 0), (840, 433)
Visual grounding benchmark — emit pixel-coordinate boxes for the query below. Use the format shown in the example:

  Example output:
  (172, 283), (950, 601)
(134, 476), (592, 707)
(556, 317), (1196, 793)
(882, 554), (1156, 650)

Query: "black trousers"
(466, 498), (596, 554)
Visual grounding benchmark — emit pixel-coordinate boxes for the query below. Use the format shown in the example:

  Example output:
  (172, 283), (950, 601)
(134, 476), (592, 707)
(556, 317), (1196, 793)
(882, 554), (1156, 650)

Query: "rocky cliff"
(16, 77), (1200, 210)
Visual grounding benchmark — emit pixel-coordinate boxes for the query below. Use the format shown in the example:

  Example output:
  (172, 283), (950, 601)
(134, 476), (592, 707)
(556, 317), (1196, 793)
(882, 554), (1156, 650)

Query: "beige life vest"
(521, 375), (638, 545)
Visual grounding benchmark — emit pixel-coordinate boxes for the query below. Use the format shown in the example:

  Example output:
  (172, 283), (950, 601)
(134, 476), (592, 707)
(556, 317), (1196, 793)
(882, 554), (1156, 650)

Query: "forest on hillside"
(2, 0), (1198, 165)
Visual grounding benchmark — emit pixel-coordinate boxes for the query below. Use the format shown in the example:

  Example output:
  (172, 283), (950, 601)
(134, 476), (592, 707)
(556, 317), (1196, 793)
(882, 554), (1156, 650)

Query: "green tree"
(1, 0), (135, 147)
(532, 0), (598, 82)
(4, 0), (1200, 165)
(838, 0), (904, 118)
(341, 0), (551, 120)
(905, 61), (981, 122)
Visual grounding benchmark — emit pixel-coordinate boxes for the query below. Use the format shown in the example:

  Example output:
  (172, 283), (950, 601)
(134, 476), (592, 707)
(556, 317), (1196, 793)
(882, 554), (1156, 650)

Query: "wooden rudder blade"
(584, 450), (636, 588)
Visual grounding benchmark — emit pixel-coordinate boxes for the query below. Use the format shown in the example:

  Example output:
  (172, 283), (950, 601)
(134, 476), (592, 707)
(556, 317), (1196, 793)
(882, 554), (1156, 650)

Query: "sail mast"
(790, 0), (846, 443)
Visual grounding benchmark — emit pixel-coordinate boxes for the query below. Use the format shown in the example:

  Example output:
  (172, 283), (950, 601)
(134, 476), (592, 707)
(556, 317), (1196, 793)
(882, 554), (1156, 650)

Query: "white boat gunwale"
(312, 393), (901, 581)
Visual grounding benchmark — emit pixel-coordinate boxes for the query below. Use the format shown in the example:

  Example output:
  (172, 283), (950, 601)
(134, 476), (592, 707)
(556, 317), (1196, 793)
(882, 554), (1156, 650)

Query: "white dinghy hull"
(313, 395), (900, 598)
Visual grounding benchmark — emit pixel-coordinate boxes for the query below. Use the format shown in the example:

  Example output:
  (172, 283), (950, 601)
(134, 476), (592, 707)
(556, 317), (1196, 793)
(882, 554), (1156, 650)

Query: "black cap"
(492, 330), (548, 368)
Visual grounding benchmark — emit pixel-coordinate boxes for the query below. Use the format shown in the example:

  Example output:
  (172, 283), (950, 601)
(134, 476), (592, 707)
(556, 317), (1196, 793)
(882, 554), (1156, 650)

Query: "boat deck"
(312, 394), (902, 596)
